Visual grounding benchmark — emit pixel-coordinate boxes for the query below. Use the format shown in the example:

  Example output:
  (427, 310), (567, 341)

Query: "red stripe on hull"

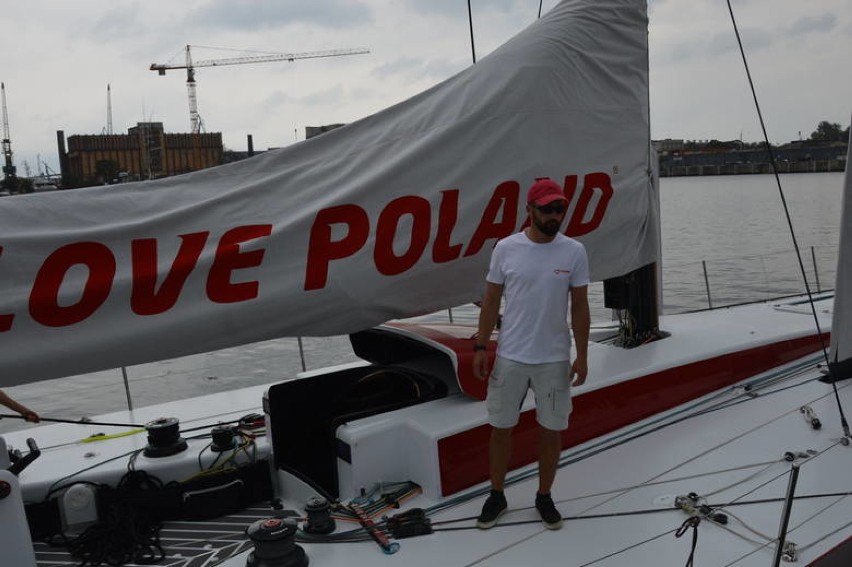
(809, 533), (852, 566)
(437, 334), (826, 496)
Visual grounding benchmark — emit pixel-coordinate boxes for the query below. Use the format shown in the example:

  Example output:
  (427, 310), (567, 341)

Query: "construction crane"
(1, 82), (16, 190)
(150, 45), (370, 134)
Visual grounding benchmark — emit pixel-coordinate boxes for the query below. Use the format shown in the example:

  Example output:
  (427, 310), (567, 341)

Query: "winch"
(245, 518), (308, 567)
(143, 417), (188, 458)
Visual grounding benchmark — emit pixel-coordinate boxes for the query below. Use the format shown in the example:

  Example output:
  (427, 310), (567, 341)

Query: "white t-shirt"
(486, 231), (590, 364)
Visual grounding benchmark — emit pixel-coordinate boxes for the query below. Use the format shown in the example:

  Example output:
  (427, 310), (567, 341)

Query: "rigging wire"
(429, 490), (852, 531)
(725, 0), (850, 440)
(427, 356), (824, 519)
(467, 0), (476, 64)
(524, 358), (818, 488)
(703, 439), (846, 565)
(426, 366), (843, 566)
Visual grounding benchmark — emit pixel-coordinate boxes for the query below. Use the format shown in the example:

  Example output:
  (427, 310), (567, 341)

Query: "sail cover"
(828, 118), (852, 382)
(0, 0), (655, 385)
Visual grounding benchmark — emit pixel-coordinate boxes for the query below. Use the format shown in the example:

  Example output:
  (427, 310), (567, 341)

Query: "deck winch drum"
(143, 417), (188, 458)
(245, 517), (308, 567)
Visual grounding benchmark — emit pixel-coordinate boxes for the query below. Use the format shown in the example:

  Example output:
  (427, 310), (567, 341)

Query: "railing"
(662, 244), (837, 313)
(0, 245), (837, 431)
(660, 159), (846, 178)
(103, 245), (835, 412)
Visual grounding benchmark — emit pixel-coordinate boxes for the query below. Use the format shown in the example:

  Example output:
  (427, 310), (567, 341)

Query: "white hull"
(4, 294), (850, 566)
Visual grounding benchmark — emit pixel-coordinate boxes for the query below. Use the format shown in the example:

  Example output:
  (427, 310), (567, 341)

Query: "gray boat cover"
(0, 0), (656, 385)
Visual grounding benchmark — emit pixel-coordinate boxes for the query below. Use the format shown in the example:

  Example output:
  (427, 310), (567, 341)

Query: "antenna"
(107, 84), (114, 135)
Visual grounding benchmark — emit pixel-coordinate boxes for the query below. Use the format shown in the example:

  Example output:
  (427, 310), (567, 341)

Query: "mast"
(827, 119), (852, 383)
(1, 82), (16, 191)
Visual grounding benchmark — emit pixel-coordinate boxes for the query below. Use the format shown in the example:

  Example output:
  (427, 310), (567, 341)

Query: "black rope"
(430, 490), (852, 531)
(0, 412), (262, 438)
(61, 500), (164, 566)
(675, 516), (701, 567)
(48, 471), (170, 566)
(45, 449), (143, 501)
(553, 367), (815, 471)
(179, 417), (243, 434)
(726, 0), (850, 439)
(0, 414), (144, 428)
(426, 360), (821, 519)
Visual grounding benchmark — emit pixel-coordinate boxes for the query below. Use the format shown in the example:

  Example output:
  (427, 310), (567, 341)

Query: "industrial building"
(57, 122), (223, 188)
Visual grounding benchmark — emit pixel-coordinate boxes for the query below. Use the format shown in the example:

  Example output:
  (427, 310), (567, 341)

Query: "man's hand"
(473, 351), (490, 380)
(569, 356), (587, 387)
(22, 410), (40, 423)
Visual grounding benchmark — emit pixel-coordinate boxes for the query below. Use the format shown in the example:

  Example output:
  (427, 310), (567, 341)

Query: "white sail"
(828, 117), (852, 381)
(0, 0), (655, 385)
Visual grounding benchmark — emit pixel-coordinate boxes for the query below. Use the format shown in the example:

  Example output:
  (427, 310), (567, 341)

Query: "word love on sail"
(0, 173), (613, 332)
(0, 226), (272, 331)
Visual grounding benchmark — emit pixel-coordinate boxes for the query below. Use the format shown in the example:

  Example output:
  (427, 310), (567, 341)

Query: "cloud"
(372, 55), (465, 84)
(401, 0), (522, 18)
(299, 84), (345, 107)
(372, 56), (424, 80)
(187, 0), (373, 31)
(708, 27), (774, 56)
(788, 13), (837, 36)
(89, 3), (151, 40)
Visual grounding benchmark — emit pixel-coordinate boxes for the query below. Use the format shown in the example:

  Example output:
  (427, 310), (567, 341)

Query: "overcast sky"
(1, 0), (850, 177)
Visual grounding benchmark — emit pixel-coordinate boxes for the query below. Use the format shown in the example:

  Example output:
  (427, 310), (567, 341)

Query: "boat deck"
(257, 355), (852, 567)
(3, 295), (850, 566)
(32, 503), (284, 567)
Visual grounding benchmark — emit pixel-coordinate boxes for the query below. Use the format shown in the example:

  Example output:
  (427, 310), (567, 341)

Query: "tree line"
(809, 121), (850, 143)
(680, 121), (849, 152)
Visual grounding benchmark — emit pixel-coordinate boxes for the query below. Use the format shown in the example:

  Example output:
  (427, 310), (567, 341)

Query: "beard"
(533, 216), (561, 236)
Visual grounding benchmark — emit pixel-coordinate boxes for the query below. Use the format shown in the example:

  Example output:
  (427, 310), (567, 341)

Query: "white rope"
(791, 494), (852, 553)
(557, 458), (780, 505)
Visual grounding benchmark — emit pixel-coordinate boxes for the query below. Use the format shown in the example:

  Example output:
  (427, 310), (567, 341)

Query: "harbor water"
(0, 172), (844, 434)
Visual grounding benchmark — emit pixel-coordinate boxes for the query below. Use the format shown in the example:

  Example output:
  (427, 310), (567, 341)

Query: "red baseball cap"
(527, 179), (567, 206)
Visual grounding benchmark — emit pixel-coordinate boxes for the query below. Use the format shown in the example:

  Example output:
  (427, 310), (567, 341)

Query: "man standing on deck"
(472, 178), (590, 530)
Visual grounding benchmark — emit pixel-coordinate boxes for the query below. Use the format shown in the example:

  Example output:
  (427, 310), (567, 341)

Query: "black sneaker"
(476, 490), (508, 529)
(535, 493), (563, 530)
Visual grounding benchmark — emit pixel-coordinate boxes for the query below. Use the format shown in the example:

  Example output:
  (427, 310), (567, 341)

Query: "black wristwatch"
(473, 343), (487, 352)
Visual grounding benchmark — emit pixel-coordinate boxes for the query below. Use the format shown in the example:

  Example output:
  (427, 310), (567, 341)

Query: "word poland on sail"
(304, 174), (613, 290)
(0, 0), (654, 385)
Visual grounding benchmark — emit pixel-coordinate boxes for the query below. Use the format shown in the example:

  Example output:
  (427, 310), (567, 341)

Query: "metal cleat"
(799, 406), (822, 430)
(781, 541), (798, 562)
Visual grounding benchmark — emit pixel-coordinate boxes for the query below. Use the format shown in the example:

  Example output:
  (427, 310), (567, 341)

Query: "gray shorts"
(486, 356), (573, 431)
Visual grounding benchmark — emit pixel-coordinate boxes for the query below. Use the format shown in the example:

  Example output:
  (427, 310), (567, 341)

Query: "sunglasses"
(534, 203), (566, 215)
